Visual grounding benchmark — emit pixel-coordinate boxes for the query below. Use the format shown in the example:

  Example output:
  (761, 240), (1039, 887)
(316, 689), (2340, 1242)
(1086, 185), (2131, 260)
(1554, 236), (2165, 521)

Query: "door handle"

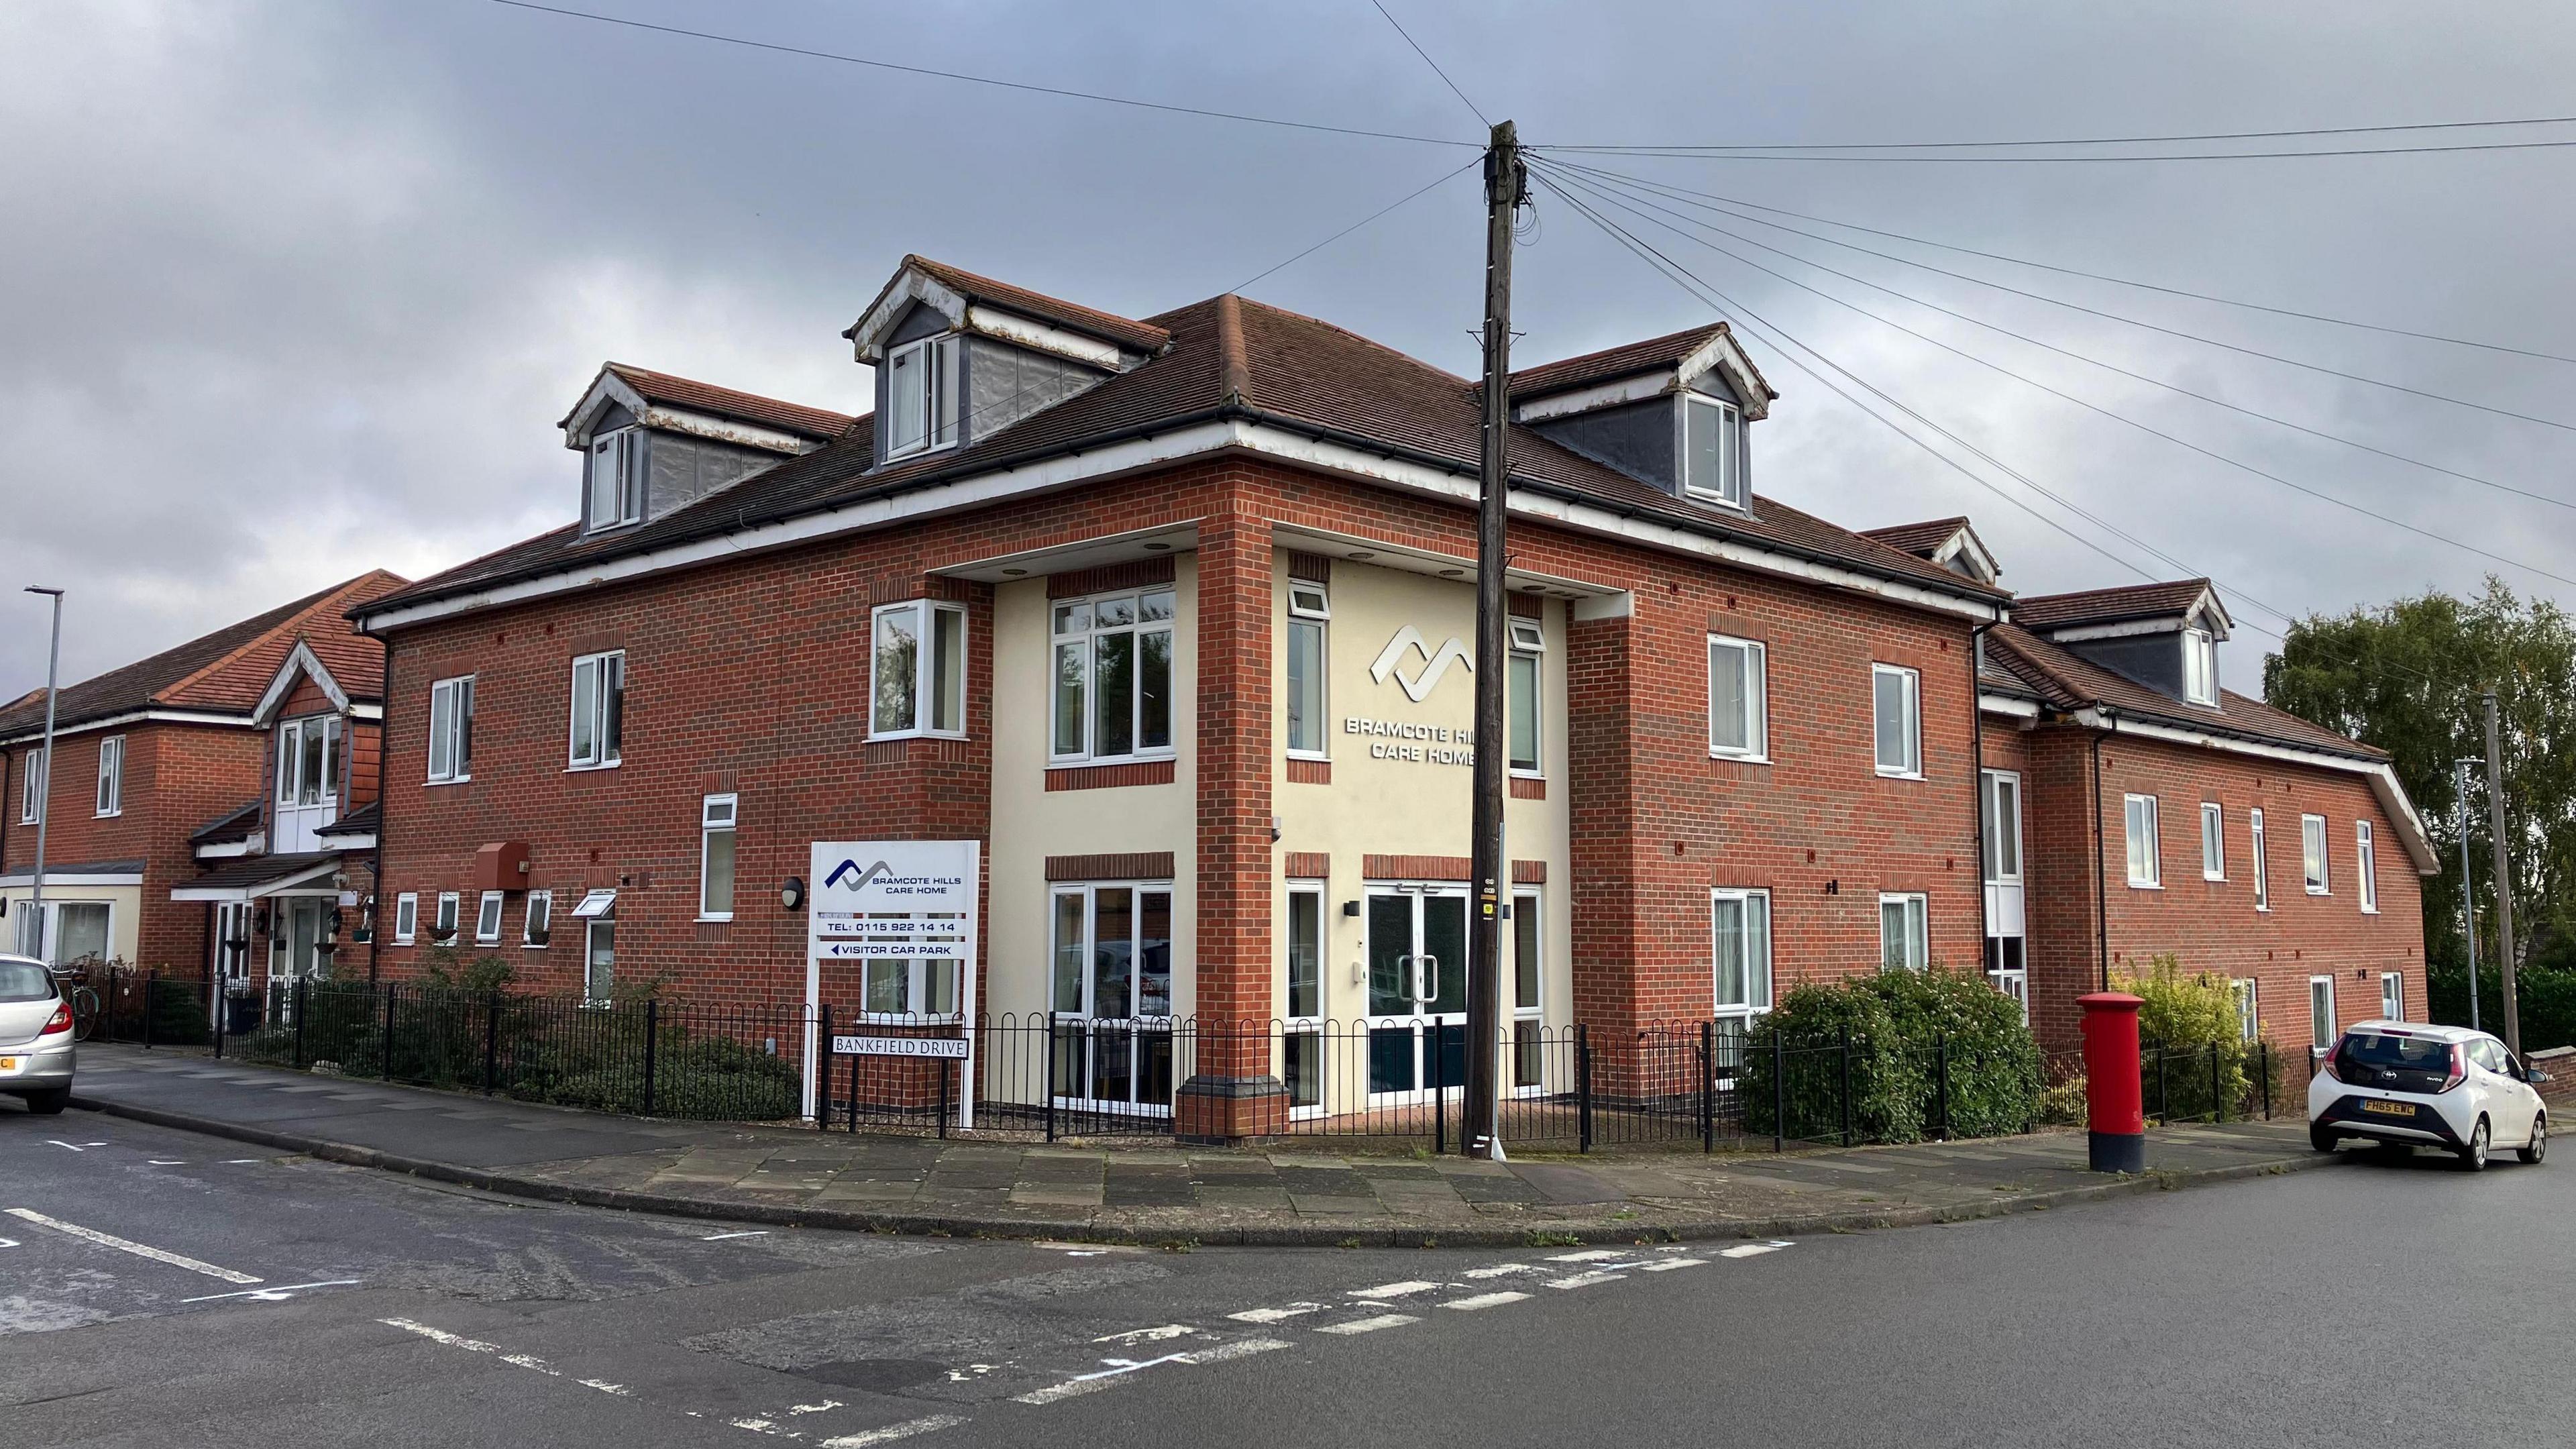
(1416, 953), (1440, 1007)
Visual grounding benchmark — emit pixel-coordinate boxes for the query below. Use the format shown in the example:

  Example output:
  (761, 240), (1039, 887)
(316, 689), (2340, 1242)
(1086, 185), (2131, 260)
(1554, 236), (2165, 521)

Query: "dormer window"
(586, 428), (644, 531)
(885, 334), (961, 460)
(1682, 394), (1744, 507)
(2182, 627), (2219, 706)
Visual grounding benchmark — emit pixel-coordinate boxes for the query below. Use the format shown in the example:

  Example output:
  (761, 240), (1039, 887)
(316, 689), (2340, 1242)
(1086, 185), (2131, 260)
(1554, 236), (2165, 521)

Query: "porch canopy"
(171, 851), (345, 904)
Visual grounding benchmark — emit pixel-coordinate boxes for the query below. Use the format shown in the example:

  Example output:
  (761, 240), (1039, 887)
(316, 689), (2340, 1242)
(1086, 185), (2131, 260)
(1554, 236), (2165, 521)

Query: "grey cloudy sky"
(7, 0), (2575, 696)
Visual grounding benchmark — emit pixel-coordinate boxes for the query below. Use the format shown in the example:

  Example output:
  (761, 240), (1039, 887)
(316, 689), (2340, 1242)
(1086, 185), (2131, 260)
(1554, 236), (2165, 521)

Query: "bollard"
(2080, 991), (2147, 1173)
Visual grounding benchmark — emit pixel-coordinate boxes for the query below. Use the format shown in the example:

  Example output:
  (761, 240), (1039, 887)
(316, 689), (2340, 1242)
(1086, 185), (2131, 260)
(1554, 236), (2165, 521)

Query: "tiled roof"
(191, 800), (262, 845)
(1862, 517), (1975, 559)
(180, 850), (343, 892)
(1506, 323), (1762, 399)
(0, 857), (146, 882)
(363, 289), (2006, 620)
(317, 800), (379, 837)
(590, 363), (855, 443)
(1, 571), (409, 739)
(849, 254), (1174, 356)
(1982, 623), (2383, 759)
(2014, 579), (2214, 633)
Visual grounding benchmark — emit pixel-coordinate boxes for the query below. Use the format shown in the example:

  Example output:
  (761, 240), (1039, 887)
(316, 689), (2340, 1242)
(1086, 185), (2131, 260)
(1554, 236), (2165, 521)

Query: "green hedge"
(1742, 967), (2043, 1143)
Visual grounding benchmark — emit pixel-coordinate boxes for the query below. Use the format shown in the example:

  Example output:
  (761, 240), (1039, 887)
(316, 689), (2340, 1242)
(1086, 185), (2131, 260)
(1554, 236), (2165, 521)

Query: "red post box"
(2078, 991), (2146, 1173)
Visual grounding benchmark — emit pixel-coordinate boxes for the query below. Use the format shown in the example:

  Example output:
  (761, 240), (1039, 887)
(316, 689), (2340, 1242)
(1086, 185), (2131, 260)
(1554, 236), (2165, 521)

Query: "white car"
(2308, 1020), (2548, 1171)
(0, 953), (76, 1115)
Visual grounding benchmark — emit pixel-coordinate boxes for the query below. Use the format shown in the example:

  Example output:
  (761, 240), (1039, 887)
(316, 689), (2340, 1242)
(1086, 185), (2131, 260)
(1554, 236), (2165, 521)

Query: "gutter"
(370, 634), (390, 986)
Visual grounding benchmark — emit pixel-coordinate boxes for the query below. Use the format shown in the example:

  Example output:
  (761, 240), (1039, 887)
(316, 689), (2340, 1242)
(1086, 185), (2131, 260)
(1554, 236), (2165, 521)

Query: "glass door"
(1364, 885), (1468, 1102)
(1050, 883), (1176, 1113)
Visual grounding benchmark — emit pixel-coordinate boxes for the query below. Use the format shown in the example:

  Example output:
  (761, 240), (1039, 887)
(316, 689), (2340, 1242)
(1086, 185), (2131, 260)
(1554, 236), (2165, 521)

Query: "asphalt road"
(1, 1099), (2563, 1448)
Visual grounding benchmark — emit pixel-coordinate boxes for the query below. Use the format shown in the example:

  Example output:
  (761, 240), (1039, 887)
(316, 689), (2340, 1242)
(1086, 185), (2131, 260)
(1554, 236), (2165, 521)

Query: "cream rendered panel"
(984, 561), (1199, 1027)
(0, 883), (143, 966)
(1270, 553), (1573, 1040)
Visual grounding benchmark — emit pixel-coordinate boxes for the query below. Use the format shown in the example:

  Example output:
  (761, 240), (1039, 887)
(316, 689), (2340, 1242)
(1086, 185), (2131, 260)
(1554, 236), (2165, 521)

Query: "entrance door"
(268, 900), (326, 998)
(1365, 886), (1468, 1101)
(1049, 883), (1176, 1114)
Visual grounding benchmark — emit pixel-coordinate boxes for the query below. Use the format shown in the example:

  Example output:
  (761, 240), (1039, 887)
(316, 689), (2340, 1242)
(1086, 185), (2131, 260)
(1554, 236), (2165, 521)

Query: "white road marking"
(1186, 1338), (1291, 1364)
(1719, 1240), (1793, 1258)
(1640, 1258), (1709, 1273)
(820, 1416), (966, 1447)
(6, 1208), (262, 1284)
(181, 1279), (362, 1303)
(44, 1140), (89, 1152)
(1317, 1314), (1418, 1335)
(1093, 1324), (1197, 1346)
(0, 1237), (17, 1248)
(789, 1401), (844, 1415)
(1348, 1280), (1441, 1298)
(1013, 1338), (1289, 1407)
(222, 1159), (262, 1164)
(1461, 1263), (1537, 1278)
(378, 1317), (631, 1395)
(1544, 1271), (1626, 1290)
(1226, 1303), (1323, 1324)
(148, 1159), (186, 1166)
(701, 1230), (771, 1241)
(1544, 1250), (1623, 1262)
(1441, 1291), (1530, 1311)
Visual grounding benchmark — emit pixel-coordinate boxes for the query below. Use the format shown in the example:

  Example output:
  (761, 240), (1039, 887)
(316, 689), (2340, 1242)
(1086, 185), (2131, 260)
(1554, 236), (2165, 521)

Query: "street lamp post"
(23, 587), (64, 963)
(2455, 757), (2482, 1034)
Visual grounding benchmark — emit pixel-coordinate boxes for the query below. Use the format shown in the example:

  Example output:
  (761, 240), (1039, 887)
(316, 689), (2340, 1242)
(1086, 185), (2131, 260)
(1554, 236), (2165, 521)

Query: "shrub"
(1872, 967), (2045, 1137)
(1743, 967), (2043, 1143)
(2114, 954), (2258, 1121)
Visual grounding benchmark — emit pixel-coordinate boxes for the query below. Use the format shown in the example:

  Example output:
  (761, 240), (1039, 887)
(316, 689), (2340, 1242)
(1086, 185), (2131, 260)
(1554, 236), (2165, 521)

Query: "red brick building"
(0, 572), (405, 978)
(349, 256), (2427, 1132)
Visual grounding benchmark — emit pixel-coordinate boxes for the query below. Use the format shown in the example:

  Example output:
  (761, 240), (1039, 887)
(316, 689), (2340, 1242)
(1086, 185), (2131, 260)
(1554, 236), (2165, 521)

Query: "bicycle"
(48, 964), (103, 1041)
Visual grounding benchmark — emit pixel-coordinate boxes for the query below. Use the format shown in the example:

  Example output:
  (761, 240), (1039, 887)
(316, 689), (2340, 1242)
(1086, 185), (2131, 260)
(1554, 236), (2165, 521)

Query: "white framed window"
(2250, 808), (2269, 910)
(433, 891), (461, 945)
(2233, 978), (2259, 1043)
(884, 334), (960, 460)
(523, 889), (553, 948)
(1707, 634), (1769, 761)
(95, 735), (124, 816)
(1285, 582), (1330, 758)
(277, 715), (342, 807)
(20, 746), (45, 824)
(1711, 888), (1773, 1043)
(214, 902), (252, 981)
(2380, 971), (2404, 1022)
(1284, 882), (1325, 1112)
(393, 892), (418, 946)
(584, 916), (616, 1006)
(2309, 975), (2337, 1054)
(1507, 617), (1544, 775)
(1051, 881), (1175, 1021)
(427, 676), (474, 783)
(1871, 663), (1921, 777)
(700, 793), (737, 920)
(1681, 392), (1746, 506)
(2199, 802), (2224, 880)
(870, 599), (967, 739)
(1051, 588), (1176, 763)
(585, 427), (645, 531)
(1982, 769), (2023, 883)
(2356, 820), (2378, 913)
(1878, 892), (1929, 972)
(2124, 794), (2161, 888)
(2182, 627), (2219, 706)
(1510, 890), (1546, 1089)
(845, 906), (967, 1020)
(474, 890), (505, 946)
(2302, 813), (2328, 894)
(568, 651), (626, 769)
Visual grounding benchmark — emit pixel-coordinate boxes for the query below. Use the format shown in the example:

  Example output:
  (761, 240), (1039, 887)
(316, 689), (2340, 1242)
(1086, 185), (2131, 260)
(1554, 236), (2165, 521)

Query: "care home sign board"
(804, 840), (981, 1126)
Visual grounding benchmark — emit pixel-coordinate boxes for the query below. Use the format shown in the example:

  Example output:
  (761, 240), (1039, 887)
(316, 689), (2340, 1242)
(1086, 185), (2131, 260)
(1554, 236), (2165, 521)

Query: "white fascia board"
(849, 270), (969, 362)
(2075, 710), (2438, 874)
(0, 708), (250, 748)
(964, 305), (1127, 370)
(1674, 331), (1774, 419)
(252, 641), (351, 727)
(2046, 617), (2184, 643)
(639, 405), (812, 456)
(1, 871), (144, 888)
(1935, 531), (2000, 586)
(170, 860), (341, 903)
(561, 370), (651, 448)
(349, 702), (383, 721)
(1571, 592), (1635, 621)
(1514, 370), (1674, 422)
(314, 830), (378, 851)
(356, 418), (2005, 632)
(1978, 692), (2041, 718)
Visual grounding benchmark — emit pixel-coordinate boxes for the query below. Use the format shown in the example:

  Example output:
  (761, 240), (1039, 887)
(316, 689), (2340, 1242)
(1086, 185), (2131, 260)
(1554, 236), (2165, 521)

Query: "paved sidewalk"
(66, 1043), (2337, 1246)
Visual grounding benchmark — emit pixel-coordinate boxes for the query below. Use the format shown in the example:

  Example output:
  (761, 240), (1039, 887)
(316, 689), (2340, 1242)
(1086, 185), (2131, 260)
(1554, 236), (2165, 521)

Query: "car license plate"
(2361, 1099), (2418, 1118)
(0, 1057), (15, 1073)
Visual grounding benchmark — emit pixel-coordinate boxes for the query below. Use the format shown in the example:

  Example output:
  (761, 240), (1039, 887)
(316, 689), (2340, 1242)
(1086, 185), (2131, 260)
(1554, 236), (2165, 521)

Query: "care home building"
(1, 572), (405, 975)
(345, 254), (2428, 1136)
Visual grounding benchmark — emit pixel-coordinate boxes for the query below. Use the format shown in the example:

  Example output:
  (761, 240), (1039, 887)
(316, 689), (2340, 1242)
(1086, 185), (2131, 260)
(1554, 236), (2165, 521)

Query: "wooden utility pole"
(1465, 119), (1523, 1160)
(2482, 688), (2520, 1054)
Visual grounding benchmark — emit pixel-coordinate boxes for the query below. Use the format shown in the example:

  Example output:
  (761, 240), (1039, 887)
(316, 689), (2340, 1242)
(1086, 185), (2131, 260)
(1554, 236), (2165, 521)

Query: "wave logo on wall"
(823, 859), (894, 892)
(1368, 625), (1474, 703)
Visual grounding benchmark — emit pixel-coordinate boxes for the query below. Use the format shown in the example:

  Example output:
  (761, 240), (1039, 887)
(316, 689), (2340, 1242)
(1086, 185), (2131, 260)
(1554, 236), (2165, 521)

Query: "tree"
(2265, 579), (2576, 996)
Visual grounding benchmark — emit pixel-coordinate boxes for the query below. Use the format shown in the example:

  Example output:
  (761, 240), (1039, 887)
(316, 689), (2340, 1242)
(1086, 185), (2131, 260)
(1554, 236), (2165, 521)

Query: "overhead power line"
(1532, 158), (2576, 592)
(1535, 156), (2576, 435)
(1528, 166), (2576, 368)
(1536, 110), (2576, 152)
(483, 1), (1474, 148)
(1230, 156), (1481, 292)
(1534, 158), (2576, 515)
(1367, 0), (1489, 129)
(1531, 136), (2576, 163)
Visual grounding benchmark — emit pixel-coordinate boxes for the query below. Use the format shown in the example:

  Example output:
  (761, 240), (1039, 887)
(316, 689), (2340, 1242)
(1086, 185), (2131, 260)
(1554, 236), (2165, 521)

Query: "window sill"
(2203, 873), (2226, 883)
(2253, 905), (2271, 914)
(2306, 888), (2330, 897)
(523, 941), (551, 950)
(2361, 906), (2380, 916)
(1709, 751), (1772, 766)
(95, 810), (121, 820)
(566, 760), (623, 774)
(473, 938), (502, 949)
(2127, 881), (2163, 891)
(394, 938), (417, 947)
(696, 913), (735, 924)
(1875, 769), (1925, 782)
(868, 729), (968, 745)
(425, 776), (472, 788)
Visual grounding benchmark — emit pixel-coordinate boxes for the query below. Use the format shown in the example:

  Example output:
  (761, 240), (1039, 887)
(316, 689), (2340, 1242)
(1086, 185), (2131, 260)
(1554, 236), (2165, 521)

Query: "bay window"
(1051, 588), (1175, 763)
(871, 600), (967, 739)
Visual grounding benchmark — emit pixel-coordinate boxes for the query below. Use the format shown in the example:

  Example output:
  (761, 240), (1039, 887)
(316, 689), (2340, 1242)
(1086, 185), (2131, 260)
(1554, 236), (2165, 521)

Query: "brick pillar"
(1175, 508), (1289, 1142)
(1567, 607), (1646, 1099)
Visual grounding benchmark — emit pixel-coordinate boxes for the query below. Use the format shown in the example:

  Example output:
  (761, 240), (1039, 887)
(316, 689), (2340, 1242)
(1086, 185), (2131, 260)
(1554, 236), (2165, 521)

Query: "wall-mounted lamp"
(780, 875), (807, 912)
(1342, 900), (1361, 918)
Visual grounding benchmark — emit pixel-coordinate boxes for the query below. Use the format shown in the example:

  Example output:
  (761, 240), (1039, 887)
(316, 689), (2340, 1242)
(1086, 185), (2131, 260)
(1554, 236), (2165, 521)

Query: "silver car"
(0, 953), (75, 1114)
